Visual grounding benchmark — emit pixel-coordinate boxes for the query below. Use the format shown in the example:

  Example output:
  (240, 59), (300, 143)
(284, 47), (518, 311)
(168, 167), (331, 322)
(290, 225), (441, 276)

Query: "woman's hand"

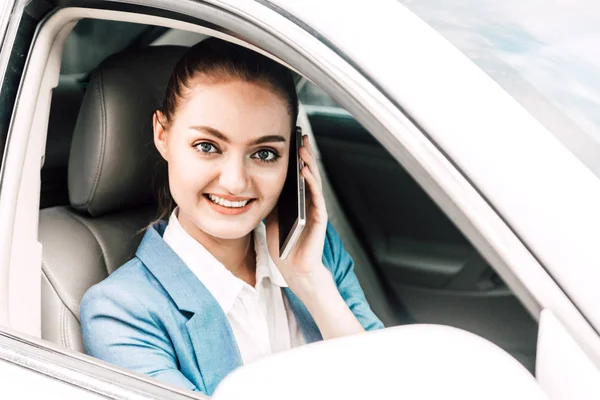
(266, 134), (365, 339)
(266, 135), (330, 298)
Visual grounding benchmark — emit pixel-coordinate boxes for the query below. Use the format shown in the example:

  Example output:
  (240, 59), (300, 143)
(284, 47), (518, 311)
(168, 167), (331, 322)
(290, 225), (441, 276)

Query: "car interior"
(36, 15), (538, 381)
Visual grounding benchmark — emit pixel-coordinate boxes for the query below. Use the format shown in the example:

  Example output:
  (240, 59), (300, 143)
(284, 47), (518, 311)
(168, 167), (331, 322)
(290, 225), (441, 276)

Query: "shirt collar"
(162, 209), (287, 314)
(163, 209), (242, 314)
(253, 222), (288, 288)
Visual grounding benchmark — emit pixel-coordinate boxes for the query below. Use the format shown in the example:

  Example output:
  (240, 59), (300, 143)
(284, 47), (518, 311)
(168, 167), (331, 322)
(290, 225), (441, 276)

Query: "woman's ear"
(153, 110), (169, 161)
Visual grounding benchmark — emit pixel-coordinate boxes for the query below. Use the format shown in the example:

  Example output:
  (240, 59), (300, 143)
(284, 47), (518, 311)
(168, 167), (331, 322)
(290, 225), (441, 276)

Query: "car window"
(0, 8), (36, 159)
(297, 80), (342, 108)
(61, 19), (152, 74)
(400, 0), (600, 179)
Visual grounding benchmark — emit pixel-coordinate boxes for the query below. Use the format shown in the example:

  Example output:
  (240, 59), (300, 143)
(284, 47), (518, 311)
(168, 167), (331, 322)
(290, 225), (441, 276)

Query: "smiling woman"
(153, 76), (292, 239)
(79, 37), (383, 396)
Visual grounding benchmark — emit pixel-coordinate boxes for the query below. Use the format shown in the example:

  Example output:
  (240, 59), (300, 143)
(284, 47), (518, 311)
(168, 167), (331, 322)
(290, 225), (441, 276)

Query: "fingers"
(302, 163), (327, 216)
(300, 135), (322, 189)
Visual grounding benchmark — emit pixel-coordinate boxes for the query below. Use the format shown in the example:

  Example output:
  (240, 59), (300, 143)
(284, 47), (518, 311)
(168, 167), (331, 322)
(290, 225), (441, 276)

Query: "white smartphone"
(278, 126), (306, 259)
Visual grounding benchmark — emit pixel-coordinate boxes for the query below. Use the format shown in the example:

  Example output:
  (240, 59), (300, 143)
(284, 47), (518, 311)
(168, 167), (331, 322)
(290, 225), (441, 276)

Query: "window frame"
(0, 0), (37, 329)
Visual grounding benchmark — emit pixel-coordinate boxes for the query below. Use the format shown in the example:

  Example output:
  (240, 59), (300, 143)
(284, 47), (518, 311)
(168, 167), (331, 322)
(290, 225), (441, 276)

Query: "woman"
(80, 37), (383, 396)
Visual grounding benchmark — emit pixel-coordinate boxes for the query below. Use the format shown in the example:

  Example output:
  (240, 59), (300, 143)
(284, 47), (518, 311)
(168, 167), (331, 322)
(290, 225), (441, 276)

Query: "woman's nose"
(218, 156), (249, 195)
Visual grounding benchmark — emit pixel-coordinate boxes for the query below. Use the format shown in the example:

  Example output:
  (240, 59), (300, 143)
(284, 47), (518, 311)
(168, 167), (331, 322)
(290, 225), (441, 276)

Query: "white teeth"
(208, 194), (250, 208)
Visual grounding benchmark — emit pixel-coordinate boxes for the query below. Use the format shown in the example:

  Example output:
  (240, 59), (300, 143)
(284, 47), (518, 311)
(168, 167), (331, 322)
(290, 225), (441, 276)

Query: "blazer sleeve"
(324, 222), (385, 331)
(80, 281), (201, 393)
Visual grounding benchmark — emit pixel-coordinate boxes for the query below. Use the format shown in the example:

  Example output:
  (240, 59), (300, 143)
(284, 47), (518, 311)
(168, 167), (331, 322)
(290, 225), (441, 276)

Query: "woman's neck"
(178, 215), (257, 287)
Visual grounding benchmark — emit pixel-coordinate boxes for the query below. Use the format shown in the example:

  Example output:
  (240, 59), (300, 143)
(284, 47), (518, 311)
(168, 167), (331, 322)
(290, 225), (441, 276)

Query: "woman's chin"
(193, 214), (261, 240)
(182, 200), (270, 240)
(203, 224), (256, 240)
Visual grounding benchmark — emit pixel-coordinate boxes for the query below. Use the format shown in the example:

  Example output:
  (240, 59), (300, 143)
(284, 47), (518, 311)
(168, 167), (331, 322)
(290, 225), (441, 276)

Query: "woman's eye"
(252, 149), (279, 163)
(194, 142), (218, 154)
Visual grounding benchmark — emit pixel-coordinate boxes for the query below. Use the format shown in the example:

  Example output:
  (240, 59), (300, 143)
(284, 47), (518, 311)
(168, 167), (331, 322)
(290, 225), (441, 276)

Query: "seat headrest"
(68, 45), (187, 217)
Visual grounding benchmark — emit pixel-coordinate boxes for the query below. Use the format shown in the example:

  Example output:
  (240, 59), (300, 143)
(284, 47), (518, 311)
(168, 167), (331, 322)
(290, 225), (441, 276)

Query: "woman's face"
(154, 78), (292, 240)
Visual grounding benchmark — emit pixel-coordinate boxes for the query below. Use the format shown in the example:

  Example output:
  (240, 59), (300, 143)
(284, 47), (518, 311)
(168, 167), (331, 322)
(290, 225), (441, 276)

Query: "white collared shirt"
(163, 209), (305, 365)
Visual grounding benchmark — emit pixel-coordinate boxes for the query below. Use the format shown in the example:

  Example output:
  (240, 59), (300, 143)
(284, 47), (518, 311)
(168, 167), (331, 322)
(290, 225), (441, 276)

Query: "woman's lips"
(203, 194), (255, 215)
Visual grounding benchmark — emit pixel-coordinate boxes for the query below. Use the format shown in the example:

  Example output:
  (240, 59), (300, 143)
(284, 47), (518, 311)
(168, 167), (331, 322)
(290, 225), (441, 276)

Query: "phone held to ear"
(278, 126), (306, 259)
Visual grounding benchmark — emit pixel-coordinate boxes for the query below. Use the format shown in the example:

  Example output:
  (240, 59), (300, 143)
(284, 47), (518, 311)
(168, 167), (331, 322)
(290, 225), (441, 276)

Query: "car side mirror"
(213, 324), (547, 400)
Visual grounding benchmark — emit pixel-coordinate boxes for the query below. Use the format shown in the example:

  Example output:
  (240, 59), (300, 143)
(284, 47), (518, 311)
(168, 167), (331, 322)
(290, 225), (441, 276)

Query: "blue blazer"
(80, 221), (384, 395)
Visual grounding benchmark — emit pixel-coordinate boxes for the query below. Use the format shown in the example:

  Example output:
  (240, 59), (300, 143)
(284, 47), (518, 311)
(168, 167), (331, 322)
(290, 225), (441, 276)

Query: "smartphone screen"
(278, 127), (306, 259)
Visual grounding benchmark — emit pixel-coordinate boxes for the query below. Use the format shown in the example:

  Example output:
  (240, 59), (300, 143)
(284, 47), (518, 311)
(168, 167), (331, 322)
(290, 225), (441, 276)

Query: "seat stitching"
(61, 303), (70, 348)
(63, 304), (73, 349)
(59, 300), (66, 347)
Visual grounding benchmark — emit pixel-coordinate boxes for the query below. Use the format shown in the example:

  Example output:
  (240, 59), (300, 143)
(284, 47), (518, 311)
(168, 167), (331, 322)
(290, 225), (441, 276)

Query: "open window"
(40, 12), (540, 369)
(5, 0), (536, 392)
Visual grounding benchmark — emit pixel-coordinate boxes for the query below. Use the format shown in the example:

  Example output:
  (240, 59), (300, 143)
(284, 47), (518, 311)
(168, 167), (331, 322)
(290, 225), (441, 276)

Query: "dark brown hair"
(154, 38), (299, 221)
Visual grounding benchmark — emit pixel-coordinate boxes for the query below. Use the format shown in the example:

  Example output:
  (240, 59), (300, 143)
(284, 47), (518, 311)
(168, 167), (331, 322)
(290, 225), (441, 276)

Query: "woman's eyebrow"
(190, 126), (286, 146)
(248, 135), (286, 146)
(190, 126), (231, 142)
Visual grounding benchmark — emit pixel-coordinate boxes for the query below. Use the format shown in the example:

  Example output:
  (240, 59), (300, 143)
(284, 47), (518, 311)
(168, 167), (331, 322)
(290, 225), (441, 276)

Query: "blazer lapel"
(283, 287), (323, 344)
(136, 222), (243, 394)
(184, 309), (242, 395)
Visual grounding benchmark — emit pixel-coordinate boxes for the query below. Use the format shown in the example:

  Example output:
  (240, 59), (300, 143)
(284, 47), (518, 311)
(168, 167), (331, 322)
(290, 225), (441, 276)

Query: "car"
(0, 0), (598, 398)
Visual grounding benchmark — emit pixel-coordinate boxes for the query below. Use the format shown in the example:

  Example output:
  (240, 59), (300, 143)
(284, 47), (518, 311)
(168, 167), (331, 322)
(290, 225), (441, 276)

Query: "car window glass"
(0, 11), (36, 158)
(61, 19), (149, 74)
(400, 0), (600, 179)
(298, 80), (342, 108)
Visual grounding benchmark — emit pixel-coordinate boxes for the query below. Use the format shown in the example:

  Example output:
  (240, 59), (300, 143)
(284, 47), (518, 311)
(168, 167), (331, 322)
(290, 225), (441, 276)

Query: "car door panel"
(306, 107), (537, 371)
